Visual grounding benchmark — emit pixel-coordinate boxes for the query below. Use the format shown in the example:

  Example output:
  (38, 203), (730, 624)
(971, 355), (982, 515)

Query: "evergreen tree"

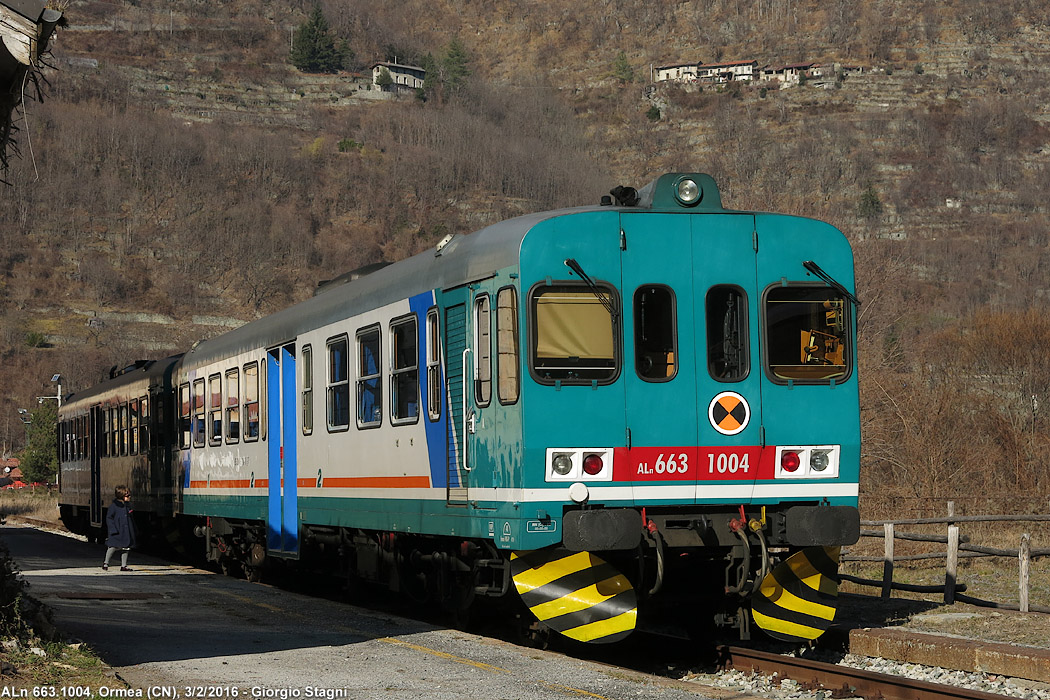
(290, 6), (349, 73)
(419, 40), (471, 102)
(441, 38), (471, 94)
(858, 182), (884, 219)
(20, 401), (57, 484)
(375, 66), (393, 90)
(612, 51), (634, 84)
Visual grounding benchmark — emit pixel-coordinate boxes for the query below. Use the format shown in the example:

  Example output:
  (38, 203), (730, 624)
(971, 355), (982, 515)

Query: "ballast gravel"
(681, 652), (1050, 700)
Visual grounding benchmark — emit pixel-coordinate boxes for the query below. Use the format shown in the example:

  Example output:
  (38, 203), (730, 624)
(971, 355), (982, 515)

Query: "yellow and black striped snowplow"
(510, 548), (637, 644)
(751, 546), (841, 643)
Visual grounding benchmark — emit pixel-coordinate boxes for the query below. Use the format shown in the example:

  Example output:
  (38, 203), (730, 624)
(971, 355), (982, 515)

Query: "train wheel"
(515, 618), (551, 650)
(243, 564), (262, 583)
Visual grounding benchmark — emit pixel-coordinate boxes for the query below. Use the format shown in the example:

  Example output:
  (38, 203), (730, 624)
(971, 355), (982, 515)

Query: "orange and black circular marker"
(708, 391), (750, 435)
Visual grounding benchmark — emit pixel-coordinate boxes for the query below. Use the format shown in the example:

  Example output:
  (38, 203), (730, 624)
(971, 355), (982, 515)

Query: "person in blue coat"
(102, 485), (137, 571)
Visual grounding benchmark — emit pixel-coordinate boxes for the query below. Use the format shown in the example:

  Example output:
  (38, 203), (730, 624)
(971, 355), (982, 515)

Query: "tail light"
(582, 454), (604, 475)
(775, 445), (841, 478)
(545, 448), (613, 482)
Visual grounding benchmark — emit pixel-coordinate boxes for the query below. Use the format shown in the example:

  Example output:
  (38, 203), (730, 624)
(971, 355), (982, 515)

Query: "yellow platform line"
(379, 638), (509, 674)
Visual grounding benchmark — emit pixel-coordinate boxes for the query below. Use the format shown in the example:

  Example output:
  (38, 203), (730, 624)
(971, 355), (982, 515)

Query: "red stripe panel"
(613, 446), (776, 481)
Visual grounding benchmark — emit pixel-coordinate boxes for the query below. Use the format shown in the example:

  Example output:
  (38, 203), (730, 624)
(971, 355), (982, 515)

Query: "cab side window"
(497, 287), (520, 404)
(474, 295), (492, 406)
(426, 309), (441, 421)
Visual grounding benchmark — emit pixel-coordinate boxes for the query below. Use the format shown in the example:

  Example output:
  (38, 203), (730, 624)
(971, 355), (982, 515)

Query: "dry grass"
(0, 490), (60, 525)
(841, 495), (1050, 646)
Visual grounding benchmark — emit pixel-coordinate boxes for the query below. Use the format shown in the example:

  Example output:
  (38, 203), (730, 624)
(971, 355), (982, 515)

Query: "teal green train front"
(510, 174), (860, 641)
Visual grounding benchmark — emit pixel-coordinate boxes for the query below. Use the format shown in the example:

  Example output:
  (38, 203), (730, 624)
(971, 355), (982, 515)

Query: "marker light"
(552, 453), (573, 476)
(781, 451), (801, 473)
(582, 454), (604, 476)
(675, 178), (700, 205)
(810, 450), (830, 472)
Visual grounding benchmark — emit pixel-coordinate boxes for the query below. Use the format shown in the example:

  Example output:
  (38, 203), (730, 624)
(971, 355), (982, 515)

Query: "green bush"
(24, 332), (47, 348)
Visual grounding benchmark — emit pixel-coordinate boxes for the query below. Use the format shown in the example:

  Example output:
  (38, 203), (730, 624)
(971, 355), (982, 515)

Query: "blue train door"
(691, 214), (763, 503)
(266, 343), (299, 557)
(442, 288), (469, 505)
(620, 214), (699, 496)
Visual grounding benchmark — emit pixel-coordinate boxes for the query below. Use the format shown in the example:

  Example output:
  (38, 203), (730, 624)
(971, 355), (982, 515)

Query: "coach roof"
(179, 206), (590, 369)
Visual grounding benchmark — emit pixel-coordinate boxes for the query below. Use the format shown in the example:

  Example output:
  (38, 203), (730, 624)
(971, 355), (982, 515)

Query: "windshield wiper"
(803, 260), (860, 307)
(564, 258), (619, 320)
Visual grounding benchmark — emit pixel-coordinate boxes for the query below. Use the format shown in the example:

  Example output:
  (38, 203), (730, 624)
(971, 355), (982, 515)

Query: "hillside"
(2, 0), (1050, 511)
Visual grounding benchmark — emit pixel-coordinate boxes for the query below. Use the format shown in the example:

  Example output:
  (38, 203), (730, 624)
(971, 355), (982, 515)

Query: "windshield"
(530, 284), (619, 384)
(765, 286), (850, 382)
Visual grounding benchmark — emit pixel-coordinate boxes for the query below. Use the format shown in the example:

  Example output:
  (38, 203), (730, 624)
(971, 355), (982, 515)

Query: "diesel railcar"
(58, 173), (860, 643)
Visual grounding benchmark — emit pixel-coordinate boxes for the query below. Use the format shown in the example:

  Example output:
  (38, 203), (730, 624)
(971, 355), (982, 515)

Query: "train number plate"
(613, 446), (774, 481)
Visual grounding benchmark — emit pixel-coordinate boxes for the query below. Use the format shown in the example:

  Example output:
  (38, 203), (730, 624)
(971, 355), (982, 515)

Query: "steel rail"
(719, 645), (1012, 700)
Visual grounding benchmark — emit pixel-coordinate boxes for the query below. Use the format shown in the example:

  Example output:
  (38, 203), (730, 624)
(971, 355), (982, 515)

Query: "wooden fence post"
(945, 525), (959, 604)
(882, 522), (894, 598)
(1020, 533), (1031, 613)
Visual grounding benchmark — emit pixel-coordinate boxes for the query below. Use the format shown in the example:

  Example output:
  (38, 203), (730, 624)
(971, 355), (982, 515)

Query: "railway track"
(720, 645), (1016, 700)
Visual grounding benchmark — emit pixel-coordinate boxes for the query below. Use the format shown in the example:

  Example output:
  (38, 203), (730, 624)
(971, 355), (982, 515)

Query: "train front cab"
(512, 174), (860, 642)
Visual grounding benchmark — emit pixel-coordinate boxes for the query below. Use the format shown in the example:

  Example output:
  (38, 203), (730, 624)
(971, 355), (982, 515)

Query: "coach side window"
(302, 345), (313, 435)
(129, 399), (140, 455)
(208, 374), (222, 446)
(109, 408), (118, 456)
(179, 384), (191, 449)
(497, 287), (520, 404)
(357, 326), (382, 428)
(634, 285), (677, 382)
(244, 363), (260, 441)
(426, 309), (441, 421)
(121, 404), (130, 456)
(707, 285), (749, 382)
(327, 336), (349, 430)
(474, 295), (492, 406)
(225, 368), (240, 442)
(192, 378), (206, 447)
(139, 395), (149, 453)
(391, 316), (419, 424)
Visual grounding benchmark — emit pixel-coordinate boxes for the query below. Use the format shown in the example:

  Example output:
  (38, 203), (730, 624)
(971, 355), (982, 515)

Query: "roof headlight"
(675, 178), (701, 206)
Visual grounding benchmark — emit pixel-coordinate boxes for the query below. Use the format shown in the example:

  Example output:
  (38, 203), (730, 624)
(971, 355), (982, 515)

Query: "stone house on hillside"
(696, 60), (757, 83)
(372, 61), (426, 94)
(654, 61), (701, 83)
